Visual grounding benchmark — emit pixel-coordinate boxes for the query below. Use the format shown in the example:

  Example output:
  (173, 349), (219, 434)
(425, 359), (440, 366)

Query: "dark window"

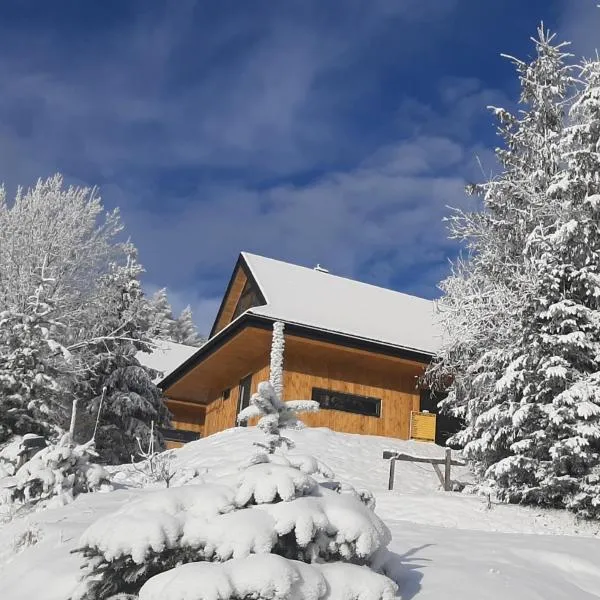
(232, 279), (262, 320)
(419, 388), (462, 447)
(311, 387), (381, 418)
(237, 374), (253, 426)
(158, 428), (201, 443)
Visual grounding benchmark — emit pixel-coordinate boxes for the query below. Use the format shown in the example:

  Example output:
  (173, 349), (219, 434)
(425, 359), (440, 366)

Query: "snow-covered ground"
(1, 427), (600, 599)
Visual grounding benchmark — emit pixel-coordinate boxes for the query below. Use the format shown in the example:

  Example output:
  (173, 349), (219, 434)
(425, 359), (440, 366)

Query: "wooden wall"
(213, 266), (247, 335)
(203, 361), (270, 436)
(166, 399), (205, 434)
(164, 328), (428, 442)
(282, 336), (423, 439)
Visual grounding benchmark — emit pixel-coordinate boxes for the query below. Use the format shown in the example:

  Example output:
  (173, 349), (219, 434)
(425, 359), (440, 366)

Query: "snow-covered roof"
(136, 339), (199, 383)
(241, 252), (442, 356)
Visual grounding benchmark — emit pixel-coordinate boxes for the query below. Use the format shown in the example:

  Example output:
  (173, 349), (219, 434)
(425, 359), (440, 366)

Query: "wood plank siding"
(165, 399), (205, 433)
(165, 326), (272, 404)
(281, 335), (424, 439)
(203, 362), (270, 436)
(212, 265), (247, 335)
(164, 325), (428, 441)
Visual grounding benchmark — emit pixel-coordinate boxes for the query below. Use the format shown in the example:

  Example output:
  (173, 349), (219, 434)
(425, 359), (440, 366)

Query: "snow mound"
(3, 427), (600, 600)
(139, 555), (327, 600)
(318, 563), (398, 600)
(138, 555), (396, 600)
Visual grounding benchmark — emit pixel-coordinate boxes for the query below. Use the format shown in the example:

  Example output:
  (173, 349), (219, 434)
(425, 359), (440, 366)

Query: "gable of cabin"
(210, 258), (266, 337)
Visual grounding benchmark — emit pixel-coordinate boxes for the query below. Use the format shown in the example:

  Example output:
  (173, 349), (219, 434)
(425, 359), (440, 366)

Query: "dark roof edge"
(160, 313), (434, 392)
(207, 253), (266, 339)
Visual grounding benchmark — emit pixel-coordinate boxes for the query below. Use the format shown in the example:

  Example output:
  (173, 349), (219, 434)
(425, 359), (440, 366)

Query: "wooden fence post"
(388, 457), (396, 490)
(444, 448), (452, 491)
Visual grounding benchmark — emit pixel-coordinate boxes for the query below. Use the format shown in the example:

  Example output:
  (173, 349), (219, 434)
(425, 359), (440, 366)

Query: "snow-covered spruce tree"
(148, 288), (176, 342)
(75, 243), (170, 464)
(0, 263), (73, 446)
(427, 27), (575, 482)
(171, 305), (204, 347)
(482, 57), (600, 514)
(71, 447), (396, 600)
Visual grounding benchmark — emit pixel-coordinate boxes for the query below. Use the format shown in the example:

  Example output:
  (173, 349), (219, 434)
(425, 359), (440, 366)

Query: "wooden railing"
(382, 449), (466, 491)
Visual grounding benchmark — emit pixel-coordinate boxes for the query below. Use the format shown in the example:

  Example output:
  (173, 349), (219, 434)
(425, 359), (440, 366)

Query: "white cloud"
(128, 132), (475, 306)
(0, 3), (499, 327)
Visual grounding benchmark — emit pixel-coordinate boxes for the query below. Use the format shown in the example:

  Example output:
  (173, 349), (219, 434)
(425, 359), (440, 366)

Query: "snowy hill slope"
(1, 427), (600, 600)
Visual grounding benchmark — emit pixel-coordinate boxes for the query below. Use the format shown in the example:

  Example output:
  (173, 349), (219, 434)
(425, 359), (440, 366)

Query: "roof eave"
(159, 312), (436, 392)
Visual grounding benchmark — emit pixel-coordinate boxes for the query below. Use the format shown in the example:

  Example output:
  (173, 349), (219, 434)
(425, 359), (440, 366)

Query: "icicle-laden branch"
(269, 321), (285, 401)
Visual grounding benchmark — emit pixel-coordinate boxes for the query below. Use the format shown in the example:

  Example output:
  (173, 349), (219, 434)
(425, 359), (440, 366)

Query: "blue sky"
(0, 1), (598, 334)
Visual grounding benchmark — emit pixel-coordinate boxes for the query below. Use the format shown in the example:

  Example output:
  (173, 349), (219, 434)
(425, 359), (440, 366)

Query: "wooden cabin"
(158, 252), (445, 448)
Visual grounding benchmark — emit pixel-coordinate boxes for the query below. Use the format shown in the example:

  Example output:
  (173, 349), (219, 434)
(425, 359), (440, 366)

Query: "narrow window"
(311, 388), (381, 418)
(237, 374), (253, 426)
(158, 428), (201, 443)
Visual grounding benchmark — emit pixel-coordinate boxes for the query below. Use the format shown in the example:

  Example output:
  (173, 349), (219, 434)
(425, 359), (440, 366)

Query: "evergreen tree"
(148, 288), (176, 341)
(78, 244), (170, 464)
(0, 263), (71, 445)
(485, 57), (600, 514)
(428, 28), (575, 484)
(171, 305), (204, 347)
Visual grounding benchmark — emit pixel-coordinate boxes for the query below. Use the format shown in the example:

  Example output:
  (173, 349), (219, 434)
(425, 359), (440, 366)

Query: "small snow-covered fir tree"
(77, 244), (170, 464)
(428, 27), (576, 484)
(72, 441), (397, 600)
(148, 288), (176, 342)
(238, 381), (320, 453)
(171, 306), (204, 347)
(237, 321), (319, 452)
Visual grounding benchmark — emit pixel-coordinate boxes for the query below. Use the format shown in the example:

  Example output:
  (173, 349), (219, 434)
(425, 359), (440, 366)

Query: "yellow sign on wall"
(410, 411), (437, 443)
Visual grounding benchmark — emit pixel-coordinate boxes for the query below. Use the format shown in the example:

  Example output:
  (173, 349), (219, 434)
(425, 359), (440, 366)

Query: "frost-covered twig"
(129, 422), (177, 488)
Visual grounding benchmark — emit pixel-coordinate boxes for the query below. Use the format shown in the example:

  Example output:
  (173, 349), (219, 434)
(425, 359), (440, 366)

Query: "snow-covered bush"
(0, 434), (47, 478)
(1, 433), (111, 510)
(72, 449), (396, 600)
